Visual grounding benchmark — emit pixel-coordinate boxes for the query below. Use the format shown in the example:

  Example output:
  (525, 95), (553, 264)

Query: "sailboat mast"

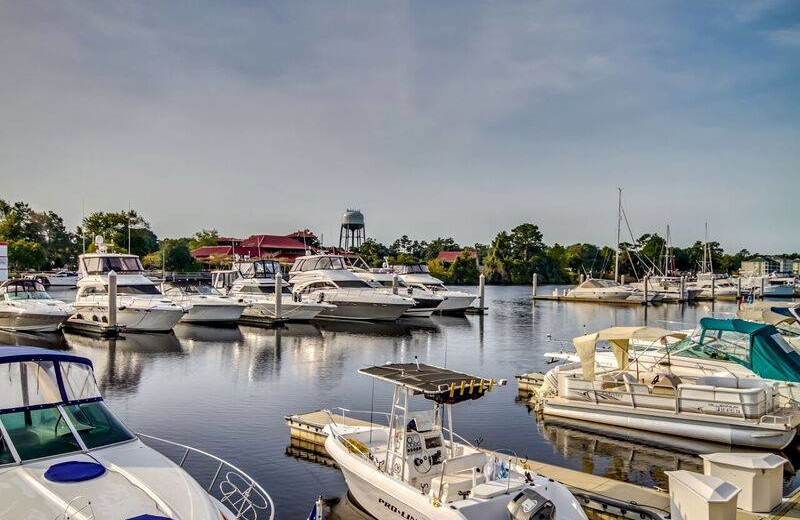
(614, 188), (622, 283)
(665, 224), (670, 275)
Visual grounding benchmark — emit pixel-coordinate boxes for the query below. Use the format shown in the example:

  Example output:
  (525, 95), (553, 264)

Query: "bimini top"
(0, 346), (92, 366)
(573, 327), (687, 380)
(696, 318), (800, 382)
(0, 346), (99, 414)
(360, 363), (502, 404)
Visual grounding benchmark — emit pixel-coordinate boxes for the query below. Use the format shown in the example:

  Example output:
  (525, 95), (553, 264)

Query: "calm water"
(4, 285), (800, 518)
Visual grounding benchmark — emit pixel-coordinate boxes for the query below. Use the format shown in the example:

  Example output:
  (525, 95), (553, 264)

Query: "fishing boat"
(72, 248), (184, 332)
(0, 279), (73, 332)
(535, 326), (800, 449)
(0, 346), (274, 519)
(325, 362), (588, 520)
(392, 264), (477, 314)
(161, 278), (246, 323)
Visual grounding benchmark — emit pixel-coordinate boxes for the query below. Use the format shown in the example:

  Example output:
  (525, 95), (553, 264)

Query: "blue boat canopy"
(698, 318), (800, 382)
(0, 346), (100, 414)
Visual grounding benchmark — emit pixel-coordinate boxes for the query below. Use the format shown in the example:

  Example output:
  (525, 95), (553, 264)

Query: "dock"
(532, 294), (647, 306)
(286, 410), (800, 520)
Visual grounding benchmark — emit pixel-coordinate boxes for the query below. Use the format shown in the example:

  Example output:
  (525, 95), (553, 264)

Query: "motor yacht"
(533, 325), (800, 449)
(225, 259), (334, 322)
(629, 277), (702, 302)
(289, 255), (414, 321)
(27, 269), (79, 288)
(0, 279), (73, 332)
(0, 346), (274, 519)
(688, 274), (739, 300)
(741, 275), (796, 298)
(392, 264), (476, 314)
(325, 362), (588, 520)
(565, 278), (657, 302)
(347, 258), (443, 317)
(161, 278), (246, 324)
(72, 251), (184, 332)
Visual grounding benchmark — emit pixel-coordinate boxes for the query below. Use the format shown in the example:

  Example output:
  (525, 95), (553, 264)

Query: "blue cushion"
(44, 461), (105, 482)
(126, 516), (172, 520)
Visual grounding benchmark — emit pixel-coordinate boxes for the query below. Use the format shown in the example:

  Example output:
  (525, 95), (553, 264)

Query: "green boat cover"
(698, 317), (800, 382)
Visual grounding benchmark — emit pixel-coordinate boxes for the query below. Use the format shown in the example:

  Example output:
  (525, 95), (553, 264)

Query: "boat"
(325, 362), (588, 520)
(0, 345), (274, 519)
(689, 274), (740, 300)
(565, 278), (656, 302)
(289, 255), (415, 321)
(536, 326), (800, 449)
(741, 275), (796, 298)
(0, 279), (73, 332)
(71, 249), (184, 332)
(392, 264), (477, 314)
(161, 278), (246, 324)
(347, 258), (443, 317)
(26, 269), (79, 288)
(630, 276), (702, 302)
(223, 259), (334, 322)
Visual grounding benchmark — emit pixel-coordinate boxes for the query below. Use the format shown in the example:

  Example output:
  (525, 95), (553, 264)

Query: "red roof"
(191, 245), (234, 259)
(286, 230), (317, 239)
(436, 250), (476, 263)
(240, 235), (308, 250)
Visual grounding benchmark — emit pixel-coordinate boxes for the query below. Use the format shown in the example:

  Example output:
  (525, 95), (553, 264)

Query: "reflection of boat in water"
(173, 323), (245, 343)
(0, 328), (68, 350)
(64, 330), (183, 354)
(315, 318), (441, 336)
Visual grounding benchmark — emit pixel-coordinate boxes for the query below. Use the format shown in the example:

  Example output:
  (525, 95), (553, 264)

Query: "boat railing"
(54, 496), (95, 520)
(137, 433), (275, 520)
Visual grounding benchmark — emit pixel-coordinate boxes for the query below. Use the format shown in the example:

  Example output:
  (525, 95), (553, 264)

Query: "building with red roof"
(191, 234), (311, 264)
(436, 250), (477, 264)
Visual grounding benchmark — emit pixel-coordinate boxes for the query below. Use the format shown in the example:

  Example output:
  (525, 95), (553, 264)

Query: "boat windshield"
(334, 280), (372, 289)
(669, 330), (751, 364)
(116, 285), (161, 295)
(0, 360), (133, 464)
(395, 264), (429, 274)
(236, 284), (293, 295)
(82, 256), (144, 274)
(294, 257), (347, 271)
(1, 281), (51, 300)
(185, 284), (221, 295)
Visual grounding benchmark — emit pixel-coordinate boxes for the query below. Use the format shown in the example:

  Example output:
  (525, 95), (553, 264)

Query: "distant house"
(793, 259), (800, 276)
(740, 256), (788, 276)
(191, 234), (311, 264)
(436, 250), (477, 264)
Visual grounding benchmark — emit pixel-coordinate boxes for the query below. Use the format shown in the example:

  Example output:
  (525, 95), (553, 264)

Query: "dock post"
(532, 273), (538, 296)
(711, 276), (716, 301)
(761, 276), (766, 299)
(108, 270), (117, 328)
(579, 274), (585, 284)
(737, 276), (742, 298)
(643, 275), (649, 304)
(680, 276), (686, 302)
(392, 273), (399, 295)
(275, 272), (283, 320)
(621, 274), (626, 285)
(479, 274), (485, 311)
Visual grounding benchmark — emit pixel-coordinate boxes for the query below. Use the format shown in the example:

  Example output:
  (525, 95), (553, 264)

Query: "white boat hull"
(240, 300), (331, 322)
(544, 399), (797, 450)
(0, 310), (68, 332)
(72, 304), (184, 332)
(435, 293), (476, 314)
(566, 289), (633, 300)
(316, 300), (412, 321)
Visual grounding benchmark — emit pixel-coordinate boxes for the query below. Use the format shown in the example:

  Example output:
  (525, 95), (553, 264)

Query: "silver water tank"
(341, 209), (365, 230)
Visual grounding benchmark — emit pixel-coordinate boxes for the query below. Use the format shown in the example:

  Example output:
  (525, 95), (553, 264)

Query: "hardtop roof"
(0, 346), (92, 367)
(359, 363), (498, 404)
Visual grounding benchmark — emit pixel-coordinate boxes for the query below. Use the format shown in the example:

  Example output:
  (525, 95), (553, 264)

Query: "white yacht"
(347, 258), (443, 317)
(688, 274), (739, 300)
(741, 275), (796, 298)
(225, 259), (334, 322)
(289, 255), (415, 321)
(630, 277), (702, 302)
(27, 269), (79, 288)
(0, 346), (274, 519)
(392, 264), (476, 314)
(0, 279), (73, 332)
(533, 325), (800, 449)
(565, 278), (656, 302)
(325, 363), (588, 520)
(161, 278), (246, 324)
(72, 251), (184, 332)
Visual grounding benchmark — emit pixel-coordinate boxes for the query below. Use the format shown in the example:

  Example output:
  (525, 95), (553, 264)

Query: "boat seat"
(622, 373), (650, 395)
(470, 478), (526, 499)
(431, 471), (486, 503)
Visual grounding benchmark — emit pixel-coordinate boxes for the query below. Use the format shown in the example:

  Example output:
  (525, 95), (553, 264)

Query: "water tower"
(339, 209), (366, 250)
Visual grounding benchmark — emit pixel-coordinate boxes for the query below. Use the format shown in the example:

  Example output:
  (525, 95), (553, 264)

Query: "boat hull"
(71, 305), (184, 332)
(316, 300), (412, 322)
(435, 294), (476, 314)
(240, 301), (330, 322)
(0, 310), (68, 332)
(543, 399), (797, 450)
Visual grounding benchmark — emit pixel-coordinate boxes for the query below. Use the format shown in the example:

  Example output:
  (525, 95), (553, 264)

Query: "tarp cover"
(44, 461), (105, 482)
(700, 318), (800, 382)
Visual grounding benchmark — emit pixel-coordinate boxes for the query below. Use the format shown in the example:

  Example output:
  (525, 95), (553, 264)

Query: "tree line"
(2, 199), (795, 285)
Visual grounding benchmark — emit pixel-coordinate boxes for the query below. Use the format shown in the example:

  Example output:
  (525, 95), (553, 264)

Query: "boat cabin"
(0, 279), (52, 301)
(0, 347), (134, 466)
(78, 254), (144, 277)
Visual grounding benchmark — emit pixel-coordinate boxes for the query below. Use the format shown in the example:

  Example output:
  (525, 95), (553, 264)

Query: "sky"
(1, 1), (798, 253)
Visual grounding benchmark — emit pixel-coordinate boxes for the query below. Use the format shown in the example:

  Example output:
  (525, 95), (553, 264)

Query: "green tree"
(188, 229), (220, 250)
(447, 252), (479, 285)
(142, 238), (198, 272)
(82, 210), (158, 256)
(421, 237), (460, 262)
(8, 240), (47, 271)
(353, 238), (393, 267)
(427, 259), (451, 284)
(509, 224), (545, 261)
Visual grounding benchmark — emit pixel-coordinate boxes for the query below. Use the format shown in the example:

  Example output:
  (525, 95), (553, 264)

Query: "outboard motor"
(507, 488), (556, 520)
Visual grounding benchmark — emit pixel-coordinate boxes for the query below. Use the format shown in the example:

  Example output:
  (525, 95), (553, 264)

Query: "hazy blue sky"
(1, 1), (798, 252)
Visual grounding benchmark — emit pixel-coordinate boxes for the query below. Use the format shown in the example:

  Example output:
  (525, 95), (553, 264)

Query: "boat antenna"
(614, 188), (622, 283)
(81, 198), (86, 254)
(127, 202), (131, 253)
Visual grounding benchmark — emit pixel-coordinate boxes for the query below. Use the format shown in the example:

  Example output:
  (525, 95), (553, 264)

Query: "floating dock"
(63, 317), (122, 337)
(531, 294), (647, 306)
(286, 410), (800, 520)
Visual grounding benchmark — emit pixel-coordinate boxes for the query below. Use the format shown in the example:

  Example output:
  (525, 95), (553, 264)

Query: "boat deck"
(286, 410), (800, 520)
